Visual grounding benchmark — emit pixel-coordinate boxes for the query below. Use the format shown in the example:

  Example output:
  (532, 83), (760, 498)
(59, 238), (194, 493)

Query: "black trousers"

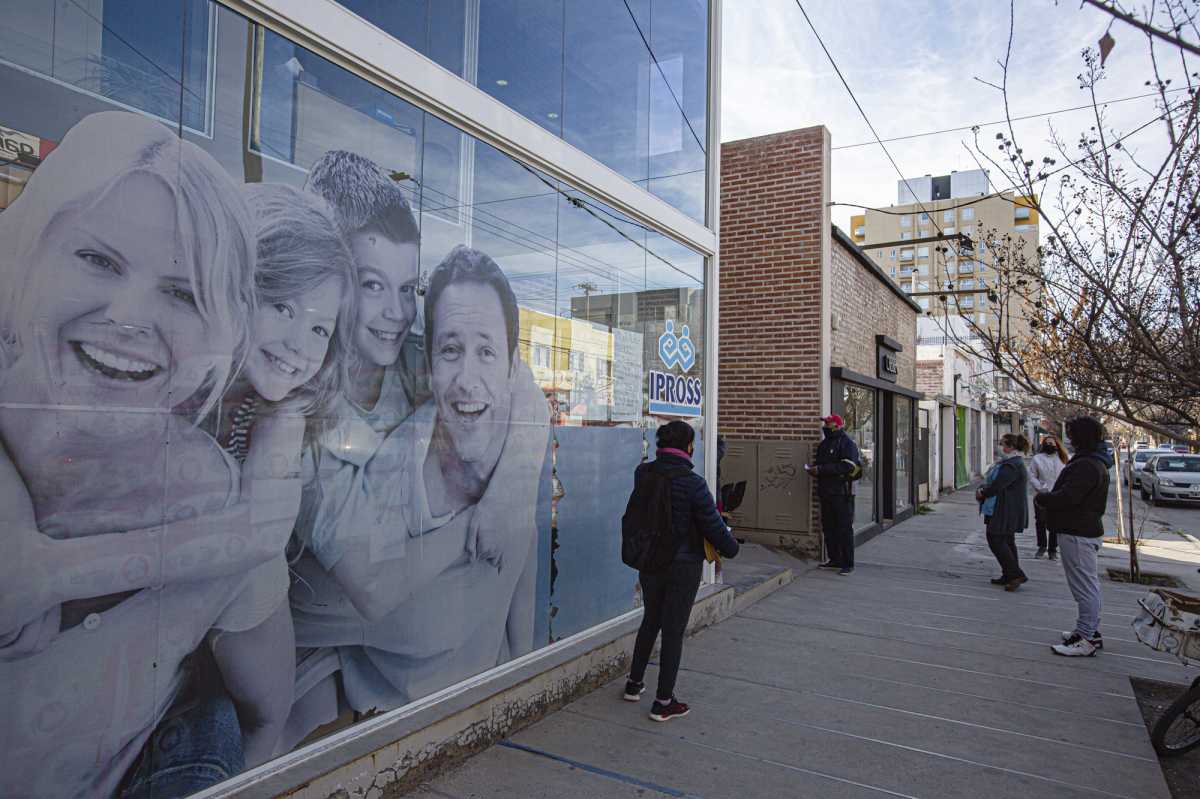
(986, 531), (1026, 581)
(1034, 504), (1057, 553)
(820, 494), (856, 568)
(630, 560), (704, 701)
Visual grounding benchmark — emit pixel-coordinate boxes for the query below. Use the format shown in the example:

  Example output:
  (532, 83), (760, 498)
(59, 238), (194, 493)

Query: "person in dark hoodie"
(976, 434), (1031, 591)
(1036, 416), (1112, 657)
(806, 414), (863, 575)
(623, 421), (739, 722)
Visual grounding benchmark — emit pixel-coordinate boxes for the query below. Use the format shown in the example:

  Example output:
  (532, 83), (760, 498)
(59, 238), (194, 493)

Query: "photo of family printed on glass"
(0, 108), (641, 798)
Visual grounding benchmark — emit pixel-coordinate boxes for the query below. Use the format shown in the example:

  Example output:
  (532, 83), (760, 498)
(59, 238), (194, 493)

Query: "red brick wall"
(829, 238), (918, 390)
(718, 127), (827, 442)
(917, 360), (944, 399)
(719, 127), (829, 554)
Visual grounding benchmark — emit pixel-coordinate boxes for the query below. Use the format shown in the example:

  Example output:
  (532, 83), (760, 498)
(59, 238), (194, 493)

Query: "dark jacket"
(979, 454), (1029, 535)
(812, 428), (862, 497)
(635, 452), (740, 563)
(1035, 451), (1110, 538)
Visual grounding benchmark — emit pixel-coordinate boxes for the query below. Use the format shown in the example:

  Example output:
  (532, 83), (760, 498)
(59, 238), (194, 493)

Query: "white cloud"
(722, 0), (1192, 233)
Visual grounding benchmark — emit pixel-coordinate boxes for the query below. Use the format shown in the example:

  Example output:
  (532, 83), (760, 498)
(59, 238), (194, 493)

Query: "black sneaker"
(622, 680), (645, 702)
(649, 697), (690, 722)
(1035, 547), (1046, 559)
(1061, 631), (1103, 650)
(838, 567), (854, 575)
(1047, 551), (1058, 561)
(990, 576), (1008, 585)
(817, 561), (839, 569)
(1004, 576), (1028, 591)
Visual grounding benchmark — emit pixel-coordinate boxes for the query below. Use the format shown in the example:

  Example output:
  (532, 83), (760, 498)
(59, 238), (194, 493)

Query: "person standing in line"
(1029, 435), (1068, 560)
(623, 421), (739, 722)
(806, 414), (862, 576)
(977, 433), (1031, 591)
(1036, 416), (1112, 657)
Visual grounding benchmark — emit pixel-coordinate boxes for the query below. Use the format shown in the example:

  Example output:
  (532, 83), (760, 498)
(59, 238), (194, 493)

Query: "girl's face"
(349, 231), (419, 368)
(28, 173), (224, 411)
(246, 278), (342, 402)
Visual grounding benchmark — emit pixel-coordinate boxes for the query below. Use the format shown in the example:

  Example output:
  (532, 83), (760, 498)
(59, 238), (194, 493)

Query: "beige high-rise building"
(850, 169), (1038, 341)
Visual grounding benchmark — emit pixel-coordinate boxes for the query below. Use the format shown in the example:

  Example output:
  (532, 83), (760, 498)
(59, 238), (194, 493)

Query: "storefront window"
(0, 2), (709, 795)
(332, 0), (710, 222)
(843, 384), (876, 528)
(2, 0), (213, 132)
(895, 396), (912, 510)
(971, 408), (982, 477)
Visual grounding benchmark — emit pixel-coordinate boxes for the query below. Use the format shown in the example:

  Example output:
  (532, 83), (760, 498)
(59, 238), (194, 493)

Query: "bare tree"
(933, 0), (1200, 447)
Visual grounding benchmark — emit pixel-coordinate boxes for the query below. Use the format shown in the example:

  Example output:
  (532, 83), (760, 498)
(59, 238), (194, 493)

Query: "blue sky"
(721, 0), (1186, 233)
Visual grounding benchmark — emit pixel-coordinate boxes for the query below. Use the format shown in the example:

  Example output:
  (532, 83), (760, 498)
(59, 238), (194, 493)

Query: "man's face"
(430, 280), (515, 471)
(348, 231), (419, 368)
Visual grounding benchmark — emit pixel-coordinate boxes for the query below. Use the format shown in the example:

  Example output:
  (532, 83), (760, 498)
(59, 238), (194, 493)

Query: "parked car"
(1140, 455), (1200, 506)
(1135, 441), (1152, 450)
(1172, 444), (1191, 454)
(1127, 448), (1173, 488)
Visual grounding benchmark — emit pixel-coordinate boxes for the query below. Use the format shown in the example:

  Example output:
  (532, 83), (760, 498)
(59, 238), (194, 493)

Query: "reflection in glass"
(1, 0), (210, 131)
(844, 384), (876, 528)
(895, 396), (912, 510)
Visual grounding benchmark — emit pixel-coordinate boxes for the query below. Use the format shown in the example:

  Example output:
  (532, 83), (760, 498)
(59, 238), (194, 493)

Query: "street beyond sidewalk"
(413, 489), (1195, 799)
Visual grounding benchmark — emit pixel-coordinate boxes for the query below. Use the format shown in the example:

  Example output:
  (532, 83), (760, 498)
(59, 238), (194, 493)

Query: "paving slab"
(419, 489), (1183, 799)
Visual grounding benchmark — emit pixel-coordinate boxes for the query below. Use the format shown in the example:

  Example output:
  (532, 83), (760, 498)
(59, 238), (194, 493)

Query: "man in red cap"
(805, 414), (863, 574)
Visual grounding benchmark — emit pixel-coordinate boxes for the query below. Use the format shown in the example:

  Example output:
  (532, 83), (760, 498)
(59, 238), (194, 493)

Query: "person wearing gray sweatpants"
(1033, 416), (1112, 657)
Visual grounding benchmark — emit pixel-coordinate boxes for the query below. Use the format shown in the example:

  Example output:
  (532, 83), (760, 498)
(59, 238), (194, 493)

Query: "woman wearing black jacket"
(976, 434), (1031, 591)
(624, 421), (739, 722)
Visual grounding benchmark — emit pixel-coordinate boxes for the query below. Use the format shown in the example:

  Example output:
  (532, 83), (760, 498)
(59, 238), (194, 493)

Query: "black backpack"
(621, 463), (680, 573)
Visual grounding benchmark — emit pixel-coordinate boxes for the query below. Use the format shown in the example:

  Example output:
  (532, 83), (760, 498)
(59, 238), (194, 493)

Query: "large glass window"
(843, 384), (876, 529)
(0, 2), (709, 794)
(1, 0), (213, 132)
(895, 396), (912, 510)
(331, 0), (711, 222)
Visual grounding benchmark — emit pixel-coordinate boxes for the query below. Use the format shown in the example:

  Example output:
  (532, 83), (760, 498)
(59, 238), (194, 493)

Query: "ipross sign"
(648, 369), (702, 416)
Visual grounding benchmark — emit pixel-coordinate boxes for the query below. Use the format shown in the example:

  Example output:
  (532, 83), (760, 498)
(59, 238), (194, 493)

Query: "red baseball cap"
(820, 414), (845, 427)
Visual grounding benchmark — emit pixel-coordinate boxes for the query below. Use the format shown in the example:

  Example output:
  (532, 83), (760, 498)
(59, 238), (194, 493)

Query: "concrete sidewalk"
(413, 491), (1194, 799)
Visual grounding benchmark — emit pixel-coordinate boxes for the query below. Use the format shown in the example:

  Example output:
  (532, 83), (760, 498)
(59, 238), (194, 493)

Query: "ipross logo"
(648, 371), (702, 407)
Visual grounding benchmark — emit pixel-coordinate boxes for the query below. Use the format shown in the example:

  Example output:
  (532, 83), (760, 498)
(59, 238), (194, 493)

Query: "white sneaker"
(1052, 637), (1098, 657)
(1060, 631), (1103, 650)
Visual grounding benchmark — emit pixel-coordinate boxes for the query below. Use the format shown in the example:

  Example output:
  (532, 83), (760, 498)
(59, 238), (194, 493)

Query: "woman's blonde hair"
(243, 183), (357, 414)
(0, 112), (255, 422)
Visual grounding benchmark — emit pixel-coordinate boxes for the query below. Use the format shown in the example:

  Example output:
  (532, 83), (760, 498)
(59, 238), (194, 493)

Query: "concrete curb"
(198, 563), (794, 799)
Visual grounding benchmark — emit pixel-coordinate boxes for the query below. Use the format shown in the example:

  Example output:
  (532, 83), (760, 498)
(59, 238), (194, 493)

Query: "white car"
(1140, 454), (1200, 506)
(1127, 448), (1172, 489)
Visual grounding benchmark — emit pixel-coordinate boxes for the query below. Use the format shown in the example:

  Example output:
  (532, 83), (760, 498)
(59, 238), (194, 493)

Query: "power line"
(791, 0), (944, 237)
(831, 88), (1185, 150)
(619, 0), (707, 156)
(833, 99), (1183, 217)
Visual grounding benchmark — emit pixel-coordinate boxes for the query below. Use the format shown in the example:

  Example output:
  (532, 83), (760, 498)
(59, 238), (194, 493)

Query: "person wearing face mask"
(1028, 435), (1068, 559)
(805, 414), (863, 576)
(976, 434), (1031, 591)
(1036, 416), (1112, 657)
(623, 421), (739, 722)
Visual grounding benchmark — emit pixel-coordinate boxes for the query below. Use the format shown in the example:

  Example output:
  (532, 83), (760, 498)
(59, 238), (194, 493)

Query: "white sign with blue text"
(649, 320), (702, 417)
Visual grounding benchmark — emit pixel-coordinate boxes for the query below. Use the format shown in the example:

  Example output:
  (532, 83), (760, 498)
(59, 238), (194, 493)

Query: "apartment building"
(849, 169), (1039, 340)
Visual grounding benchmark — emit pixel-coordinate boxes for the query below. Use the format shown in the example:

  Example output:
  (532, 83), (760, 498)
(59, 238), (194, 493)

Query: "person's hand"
(974, 489), (984, 502)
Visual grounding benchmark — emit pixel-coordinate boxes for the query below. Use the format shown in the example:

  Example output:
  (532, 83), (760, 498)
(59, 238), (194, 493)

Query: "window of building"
(944, 226), (955, 235)
(943, 209), (955, 223)
(895, 396), (912, 510)
(900, 214), (911, 227)
(1, 0), (216, 132)
(961, 207), (975, 220)
(917, 246), (929, 259)
(995, 376), (1012, 392)
(919, 212), (929, 223)
(1014, 205), (1031, 221)
(890, 249), (896, 259)
(900, 231), (913, 241)
(842, 384), (876, 529)
(959, 260), (975, 273)
(960, 295), (975, 309)
(918, 297), (930, 310)
(959, 278), (975, 290)
(900, 249), (914, 260)
(855, 225), (865, 237)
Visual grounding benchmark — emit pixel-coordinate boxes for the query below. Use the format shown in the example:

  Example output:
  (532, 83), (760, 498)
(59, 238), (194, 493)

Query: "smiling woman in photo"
(0, 111), (300, 797)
